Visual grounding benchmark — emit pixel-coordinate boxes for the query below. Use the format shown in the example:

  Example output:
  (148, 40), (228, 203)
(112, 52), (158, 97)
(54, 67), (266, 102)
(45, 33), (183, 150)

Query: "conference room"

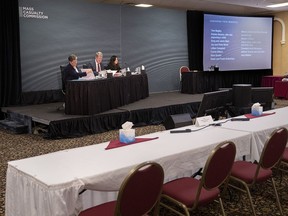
(1, 0), (288, 215)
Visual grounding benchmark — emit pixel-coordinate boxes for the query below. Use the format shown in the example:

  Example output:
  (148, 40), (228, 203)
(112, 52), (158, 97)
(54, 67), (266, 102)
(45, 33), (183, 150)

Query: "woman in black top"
(105, 55), (121, 71)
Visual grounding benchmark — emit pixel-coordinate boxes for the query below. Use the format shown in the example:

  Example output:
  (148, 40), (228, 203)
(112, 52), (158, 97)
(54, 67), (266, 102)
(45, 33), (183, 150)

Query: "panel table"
(65, 74), (149, 115)
(261, 75), (283, 88)
(274, 81), (288, 99)
(181, 71), (223, 94)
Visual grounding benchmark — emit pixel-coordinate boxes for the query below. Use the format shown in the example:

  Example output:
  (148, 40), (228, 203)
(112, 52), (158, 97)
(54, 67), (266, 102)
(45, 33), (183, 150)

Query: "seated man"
(87, 51), (104, 76)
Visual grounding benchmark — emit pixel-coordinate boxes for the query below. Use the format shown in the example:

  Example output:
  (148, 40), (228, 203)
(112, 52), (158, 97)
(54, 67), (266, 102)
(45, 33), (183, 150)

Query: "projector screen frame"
(203, 12), (274, 72)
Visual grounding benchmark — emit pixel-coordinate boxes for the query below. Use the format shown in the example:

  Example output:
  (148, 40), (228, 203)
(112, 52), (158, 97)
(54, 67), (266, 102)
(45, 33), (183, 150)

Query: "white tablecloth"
(5, 126), (251, 216)
(218, 106), (288, 161)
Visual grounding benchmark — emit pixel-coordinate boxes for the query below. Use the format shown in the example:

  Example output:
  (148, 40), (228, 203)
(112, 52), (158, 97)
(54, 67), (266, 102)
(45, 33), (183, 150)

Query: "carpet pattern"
(0, 98), (287, 216)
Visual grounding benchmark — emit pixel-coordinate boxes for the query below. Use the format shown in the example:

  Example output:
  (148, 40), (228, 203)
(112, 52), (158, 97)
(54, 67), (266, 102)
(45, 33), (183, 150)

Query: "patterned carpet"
(0, 98), (287, 216)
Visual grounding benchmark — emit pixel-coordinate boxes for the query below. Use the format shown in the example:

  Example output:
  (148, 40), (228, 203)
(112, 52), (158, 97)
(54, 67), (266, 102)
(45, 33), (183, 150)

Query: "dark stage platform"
(1, 92), (202, 138)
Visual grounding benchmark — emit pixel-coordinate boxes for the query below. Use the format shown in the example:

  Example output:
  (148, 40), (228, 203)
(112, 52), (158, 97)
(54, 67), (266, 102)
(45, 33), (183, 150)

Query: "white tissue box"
(119, 129), (135, 144)
(251, 106), (263, 116)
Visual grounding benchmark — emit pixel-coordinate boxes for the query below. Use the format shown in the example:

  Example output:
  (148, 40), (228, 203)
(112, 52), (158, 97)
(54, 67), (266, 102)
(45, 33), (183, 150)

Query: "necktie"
(98, 64), (101, 72)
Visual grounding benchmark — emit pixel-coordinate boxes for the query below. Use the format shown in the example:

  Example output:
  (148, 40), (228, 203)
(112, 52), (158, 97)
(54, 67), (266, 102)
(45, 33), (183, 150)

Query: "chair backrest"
(60, 65), (66, 93)
(115, 161), (164, 216)
(201, 141), (236, 190)
(260, 127), (288, 170)
(179, 66), (190, 73)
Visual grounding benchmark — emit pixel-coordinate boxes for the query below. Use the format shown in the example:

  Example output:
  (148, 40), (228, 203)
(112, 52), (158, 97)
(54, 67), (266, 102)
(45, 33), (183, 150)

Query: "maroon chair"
(79, 161), (164, 216)
(280, 147), (288, 170)
(283, 148), (288, 162)
(228, 127), (288, 216)
(179, 66), (190, 73)
(57, 65), (67, 111)
(179, 66), (190, 82)
(160, 141), (236, 216)
(277, 147), (288, 182)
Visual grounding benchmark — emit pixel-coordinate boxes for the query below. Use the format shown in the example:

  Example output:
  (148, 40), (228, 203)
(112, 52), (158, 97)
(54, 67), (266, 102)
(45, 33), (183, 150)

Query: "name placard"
(195, 115), (213, 127)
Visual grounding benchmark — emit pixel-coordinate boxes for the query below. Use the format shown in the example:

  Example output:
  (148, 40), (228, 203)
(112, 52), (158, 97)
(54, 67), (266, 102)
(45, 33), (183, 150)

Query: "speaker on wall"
(163, 113), (192, 130)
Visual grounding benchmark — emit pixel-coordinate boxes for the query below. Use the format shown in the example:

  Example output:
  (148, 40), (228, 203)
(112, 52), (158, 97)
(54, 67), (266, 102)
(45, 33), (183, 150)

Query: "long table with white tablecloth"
(5, 106), (288, 216)
(217, 106), (288, 162)
(5, 126), (251, 216)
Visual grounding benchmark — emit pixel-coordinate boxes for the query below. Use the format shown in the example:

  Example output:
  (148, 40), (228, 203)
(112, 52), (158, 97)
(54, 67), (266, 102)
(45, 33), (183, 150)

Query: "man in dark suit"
(63, 54), (92, 83)
(87, 51), (104, 76)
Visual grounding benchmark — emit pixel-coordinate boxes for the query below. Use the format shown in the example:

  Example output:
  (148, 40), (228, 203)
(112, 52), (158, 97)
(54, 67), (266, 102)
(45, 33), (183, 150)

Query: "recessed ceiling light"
(135, 4), (153, 7)
(267, 2), (288, 8)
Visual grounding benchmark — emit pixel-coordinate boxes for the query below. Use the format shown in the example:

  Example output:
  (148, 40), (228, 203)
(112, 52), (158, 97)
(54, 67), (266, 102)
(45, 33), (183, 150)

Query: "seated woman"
(105, 55), (121, 71)
(63, 54), (92, 82)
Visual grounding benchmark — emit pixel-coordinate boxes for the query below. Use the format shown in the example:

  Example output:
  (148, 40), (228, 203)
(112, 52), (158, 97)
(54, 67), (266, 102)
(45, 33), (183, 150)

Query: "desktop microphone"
(230, 118), (250, 121)
(170, 129), (192, 133)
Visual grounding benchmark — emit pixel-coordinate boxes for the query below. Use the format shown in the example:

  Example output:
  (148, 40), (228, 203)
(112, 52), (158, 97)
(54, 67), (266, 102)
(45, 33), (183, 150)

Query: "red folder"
(106, 137), (159, 150)
(244, 112), (275, 119)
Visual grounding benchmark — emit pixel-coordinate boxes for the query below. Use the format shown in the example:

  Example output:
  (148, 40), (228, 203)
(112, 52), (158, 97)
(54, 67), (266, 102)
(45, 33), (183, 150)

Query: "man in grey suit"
(87, 51), (104, 76)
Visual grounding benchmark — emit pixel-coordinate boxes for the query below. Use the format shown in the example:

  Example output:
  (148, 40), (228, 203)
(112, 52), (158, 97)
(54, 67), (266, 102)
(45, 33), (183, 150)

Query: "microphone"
(170, 129), (192, 133)
(230, 118), (250, 121)
(124, 62), (130, 72)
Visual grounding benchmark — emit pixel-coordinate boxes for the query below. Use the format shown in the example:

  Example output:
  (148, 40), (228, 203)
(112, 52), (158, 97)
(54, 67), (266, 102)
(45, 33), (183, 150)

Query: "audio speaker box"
(233, 84), (252, 107)
(163, 113), (192, 130)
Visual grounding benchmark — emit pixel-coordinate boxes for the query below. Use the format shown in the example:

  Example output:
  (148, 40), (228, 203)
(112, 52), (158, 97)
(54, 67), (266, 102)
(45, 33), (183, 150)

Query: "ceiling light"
(267, 2), (288, 8)
(135, 4), (153, 7)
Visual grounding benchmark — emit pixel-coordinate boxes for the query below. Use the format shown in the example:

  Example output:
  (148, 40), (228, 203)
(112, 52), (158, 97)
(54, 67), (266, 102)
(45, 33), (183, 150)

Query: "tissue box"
(119, 129), (135, 144)
(251, 106), (263, 116)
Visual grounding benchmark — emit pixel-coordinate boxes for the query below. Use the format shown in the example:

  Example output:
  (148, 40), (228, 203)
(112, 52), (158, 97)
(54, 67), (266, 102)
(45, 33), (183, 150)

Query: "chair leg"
(229, 179), (256, 216)
(276, 161), (288, 184)
(242, 184), (257, 216)
(275, 161), (283, 184)
(160, 195), (190, 216)
(57, 103), (65, 111)
(222, 179), (230, 199)
(271, 177), (283, 215)
(151, 201), (160, 216)
(218, 197), (226, 216)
